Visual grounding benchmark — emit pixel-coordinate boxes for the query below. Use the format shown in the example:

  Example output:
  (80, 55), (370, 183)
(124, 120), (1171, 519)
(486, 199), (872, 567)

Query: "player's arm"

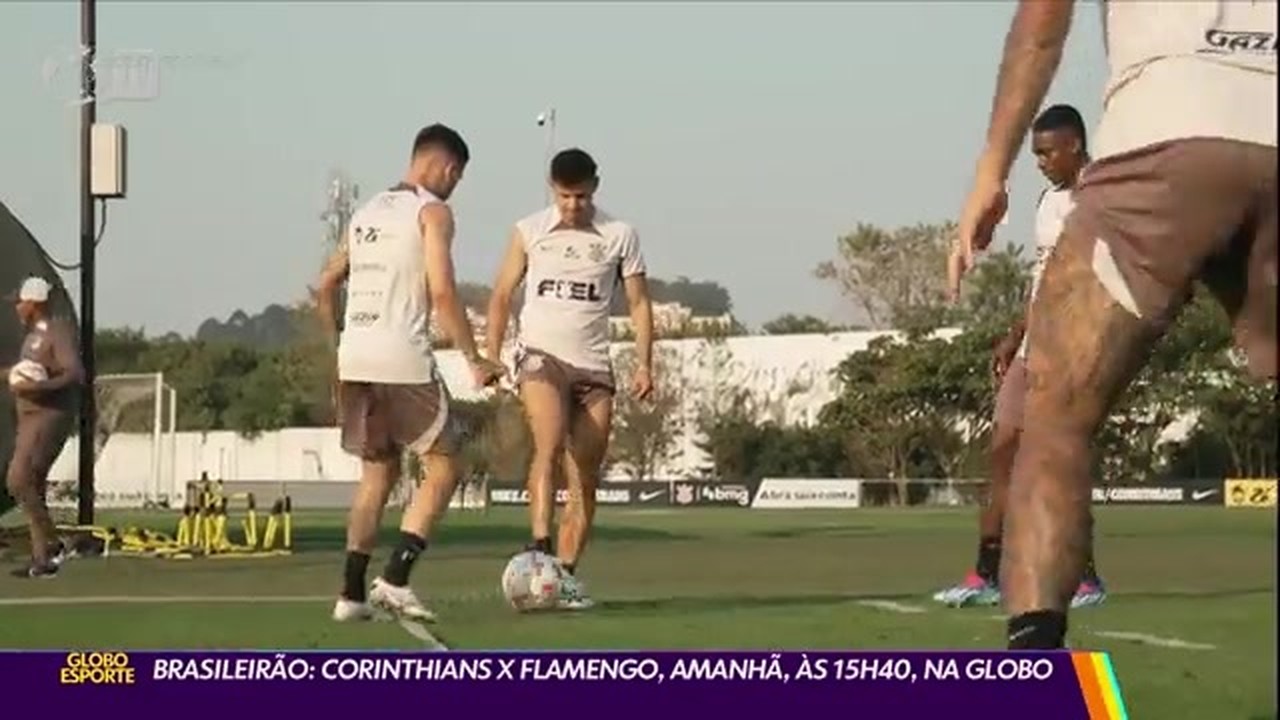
(620, 228), (653, 373)
(314, 242), (350, 349)
(27, 322), (85, 394)
(975, 0), (1075, 183)
(421, 203), (483, 362)
(1007, 315), (1028, 347)
(485, 227), (528, 362)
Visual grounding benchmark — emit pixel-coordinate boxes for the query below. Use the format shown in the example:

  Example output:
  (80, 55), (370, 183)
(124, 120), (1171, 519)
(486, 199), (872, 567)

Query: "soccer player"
(3, 276), (80, 578)
(486, 148), (654, 611)
(936, 104), (1106, 609)
(316, 124), (504, 623)
(953, 0), (1275, 649)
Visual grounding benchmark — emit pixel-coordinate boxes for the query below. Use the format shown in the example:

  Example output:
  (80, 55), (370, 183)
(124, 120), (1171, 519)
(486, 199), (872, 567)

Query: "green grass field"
(0, 506), (1274, 718)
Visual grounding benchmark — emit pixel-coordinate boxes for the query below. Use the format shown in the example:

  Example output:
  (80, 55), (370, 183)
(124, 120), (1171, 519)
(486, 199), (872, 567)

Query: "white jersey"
(1019, 187), (1075, 359)
(515, 206), (647, 372)
(1094, 0), (1277, 160)
(337, 184), (441, 384)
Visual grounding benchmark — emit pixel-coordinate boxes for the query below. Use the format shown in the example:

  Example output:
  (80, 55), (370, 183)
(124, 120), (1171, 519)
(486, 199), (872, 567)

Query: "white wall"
(48, 427), (360, 508)
(48, 330), (952, 504)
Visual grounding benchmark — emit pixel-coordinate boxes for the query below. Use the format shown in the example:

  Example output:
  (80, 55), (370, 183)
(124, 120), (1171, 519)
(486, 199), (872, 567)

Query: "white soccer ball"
(8, 360), (48, 388)
(501, 550), (563, 612)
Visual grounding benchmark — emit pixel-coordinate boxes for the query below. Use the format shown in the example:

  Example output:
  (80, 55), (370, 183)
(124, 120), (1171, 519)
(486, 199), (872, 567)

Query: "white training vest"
(1018, 187), (1075, 359)
(337, 184), (440, 384)
(1094, 0), (1277, 159)
(515, 207), (647, 372)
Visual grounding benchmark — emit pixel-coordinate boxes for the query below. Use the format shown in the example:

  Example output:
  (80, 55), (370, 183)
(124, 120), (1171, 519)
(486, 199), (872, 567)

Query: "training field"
(0, 506), (1274, 718)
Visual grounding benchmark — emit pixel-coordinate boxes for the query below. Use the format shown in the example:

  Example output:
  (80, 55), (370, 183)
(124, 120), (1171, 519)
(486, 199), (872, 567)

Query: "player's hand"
(469, 357), (507, 389)
(990, 335), (1019, 382)
(630, 366), (653, 401)
(953, 166), (1009, 300)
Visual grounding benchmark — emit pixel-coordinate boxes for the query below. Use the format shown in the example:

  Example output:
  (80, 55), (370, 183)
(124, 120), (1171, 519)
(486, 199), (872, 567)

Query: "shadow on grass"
(1105, 587), (1274, 601)
(748, 524), (888, 540)
(590, 591), (924, 618)
(289, 522), (695, 552)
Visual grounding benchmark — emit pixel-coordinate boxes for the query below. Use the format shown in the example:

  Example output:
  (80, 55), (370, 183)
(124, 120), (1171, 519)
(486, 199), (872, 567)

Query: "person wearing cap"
(3, 275), (82, 578)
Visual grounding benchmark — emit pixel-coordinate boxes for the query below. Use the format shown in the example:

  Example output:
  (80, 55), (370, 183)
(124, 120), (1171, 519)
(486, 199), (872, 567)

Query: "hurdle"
(174, 480), (294, 558)
(52, 481), (293, 560)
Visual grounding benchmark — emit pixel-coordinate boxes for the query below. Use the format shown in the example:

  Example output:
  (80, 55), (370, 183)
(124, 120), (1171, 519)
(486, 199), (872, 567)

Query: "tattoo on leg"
(1003, 231), (1171, 617)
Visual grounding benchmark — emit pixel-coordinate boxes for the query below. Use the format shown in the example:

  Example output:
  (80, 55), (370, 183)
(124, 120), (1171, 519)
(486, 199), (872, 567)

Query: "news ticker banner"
(27, 650), (1130, 719)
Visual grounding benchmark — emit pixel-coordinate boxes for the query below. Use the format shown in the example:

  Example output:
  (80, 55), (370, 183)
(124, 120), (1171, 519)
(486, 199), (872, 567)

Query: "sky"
(0, 2), (1108, 336)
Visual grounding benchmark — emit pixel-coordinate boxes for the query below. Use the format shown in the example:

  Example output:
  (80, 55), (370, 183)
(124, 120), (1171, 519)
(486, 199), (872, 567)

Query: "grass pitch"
(0, 506), (1273, 719)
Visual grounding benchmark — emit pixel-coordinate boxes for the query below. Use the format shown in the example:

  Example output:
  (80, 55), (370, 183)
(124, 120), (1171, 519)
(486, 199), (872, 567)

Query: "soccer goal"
(84, 372), (180, 510)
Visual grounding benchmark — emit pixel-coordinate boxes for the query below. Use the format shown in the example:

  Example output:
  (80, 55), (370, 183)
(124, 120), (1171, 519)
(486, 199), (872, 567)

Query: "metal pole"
(151, 373), (162, 504)
(543, 108), (556, 204)
(77, 0), (97, 526)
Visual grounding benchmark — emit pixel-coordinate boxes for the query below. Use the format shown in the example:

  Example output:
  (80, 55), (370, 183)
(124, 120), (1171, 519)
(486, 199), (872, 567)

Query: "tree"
(762, 314), (841, 335)
(815, 221), (955, 329)
(957, 243), (1033, 334)
(609, 276), (733, 317)
(608, 345), (683, 480)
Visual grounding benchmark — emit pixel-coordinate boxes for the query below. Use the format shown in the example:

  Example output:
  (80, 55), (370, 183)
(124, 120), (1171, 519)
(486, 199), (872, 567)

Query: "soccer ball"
(7, 360), (47, 388)
(500, 550), (563, 612)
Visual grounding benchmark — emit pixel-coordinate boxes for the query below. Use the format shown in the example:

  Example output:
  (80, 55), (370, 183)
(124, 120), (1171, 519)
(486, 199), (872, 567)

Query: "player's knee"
(1242, 342), (1276, 381)
(530, 439), (565, 466)
(5, 468), (33, 504)
(1016, 425), (1090, 471)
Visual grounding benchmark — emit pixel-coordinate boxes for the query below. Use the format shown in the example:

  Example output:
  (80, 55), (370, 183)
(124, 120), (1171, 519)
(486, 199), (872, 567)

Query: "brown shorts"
(515, 348), (615, 410)
(993, 357), (1027, 431)
(5, 410), (71, 495)
(1066, 139), (1277, 378)
(337, 381), (460, 461)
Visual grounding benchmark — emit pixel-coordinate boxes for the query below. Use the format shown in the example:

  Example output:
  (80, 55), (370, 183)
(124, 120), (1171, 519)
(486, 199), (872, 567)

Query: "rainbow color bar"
(1071, 652), (1131, 719)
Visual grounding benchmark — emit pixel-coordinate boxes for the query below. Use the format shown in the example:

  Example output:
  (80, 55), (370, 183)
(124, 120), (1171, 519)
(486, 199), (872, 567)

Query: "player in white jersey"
(315, 124), (504, 623)
(953, 0), (1276, 649)
(936, 105), (1105, 610)
(486, 148), (655, 610)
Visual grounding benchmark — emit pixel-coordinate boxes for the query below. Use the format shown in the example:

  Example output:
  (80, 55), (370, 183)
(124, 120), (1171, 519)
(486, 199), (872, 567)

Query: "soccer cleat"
(368, 577), (437, 622)
(933, 571), (1001, 608)
(332, 597), (376, 622)
(10, 562), (58, 579)
(1070, 578), (1108, 609)
(48, 541), (71, 568)
(556, 572), (596, 611)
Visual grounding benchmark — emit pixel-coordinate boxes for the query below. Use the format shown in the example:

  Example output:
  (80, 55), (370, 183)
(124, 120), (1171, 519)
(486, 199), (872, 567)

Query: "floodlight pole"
(77, 0), (98, 525)
(542, 108), (556, 204)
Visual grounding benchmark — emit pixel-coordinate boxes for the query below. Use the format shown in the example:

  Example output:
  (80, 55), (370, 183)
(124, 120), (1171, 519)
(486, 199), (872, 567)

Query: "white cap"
(16, 276), (52, 303)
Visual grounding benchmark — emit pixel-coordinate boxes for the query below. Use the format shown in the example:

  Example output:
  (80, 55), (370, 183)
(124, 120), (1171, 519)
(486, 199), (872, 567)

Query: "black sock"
(1082, 551), (1100, 583)
(528, 536), (553, 555)
(562, 562), (576, 576)
(382, 533), (427, 587)
(342, 552), (371, 602)
(1007, 610), (1068, 650)
(976, 537), (1002, 584)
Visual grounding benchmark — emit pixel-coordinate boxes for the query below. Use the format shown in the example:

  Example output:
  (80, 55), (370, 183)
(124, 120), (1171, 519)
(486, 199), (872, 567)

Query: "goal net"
(46, 372), (179, 516)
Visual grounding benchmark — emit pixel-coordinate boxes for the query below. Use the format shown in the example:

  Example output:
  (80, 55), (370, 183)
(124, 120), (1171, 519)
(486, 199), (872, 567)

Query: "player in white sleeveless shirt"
(486, 148), (655, 611)
(953, 0), (1276, 650)
(936, 105), (1106, 610)
(315, 124), (503, 624)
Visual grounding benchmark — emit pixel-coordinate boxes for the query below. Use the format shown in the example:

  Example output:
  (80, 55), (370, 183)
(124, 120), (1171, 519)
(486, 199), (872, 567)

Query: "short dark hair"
(1032, 104), (1087, 151)
(550, 148), (597, 186)
(412, 124), (470, 165)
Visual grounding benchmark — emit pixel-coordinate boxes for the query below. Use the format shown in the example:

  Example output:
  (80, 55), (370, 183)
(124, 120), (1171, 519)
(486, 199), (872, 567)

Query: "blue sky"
(0, 2), (1107, 335)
